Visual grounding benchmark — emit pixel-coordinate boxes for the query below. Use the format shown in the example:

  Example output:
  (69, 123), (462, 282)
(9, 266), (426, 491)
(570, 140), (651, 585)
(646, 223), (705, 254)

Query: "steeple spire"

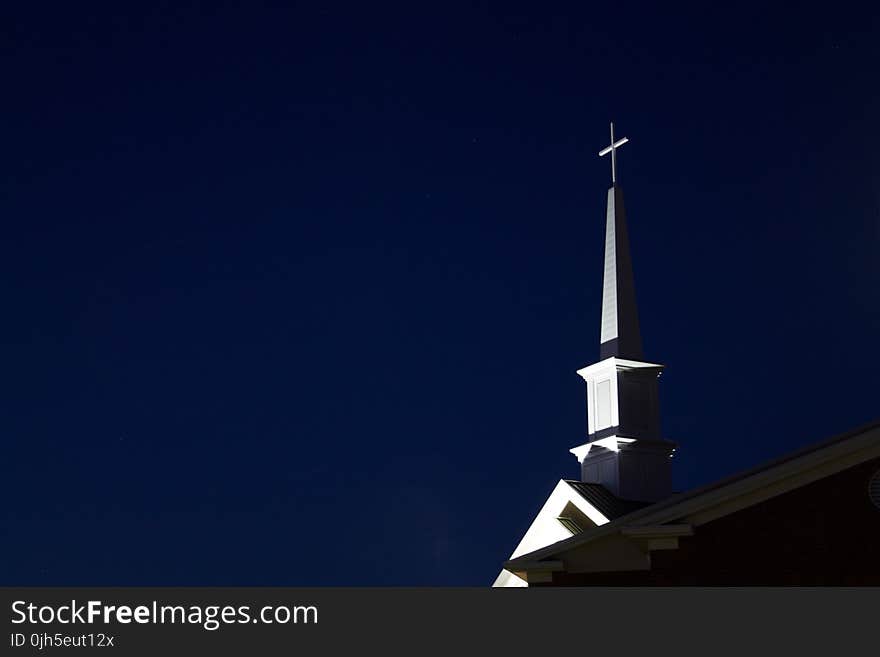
(597, 123), (643, 361)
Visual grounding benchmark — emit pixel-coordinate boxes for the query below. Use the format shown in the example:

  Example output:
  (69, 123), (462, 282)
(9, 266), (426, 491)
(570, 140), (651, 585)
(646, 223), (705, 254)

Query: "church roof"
(564, 481), (650, 520)
(505, 419), (880, 578)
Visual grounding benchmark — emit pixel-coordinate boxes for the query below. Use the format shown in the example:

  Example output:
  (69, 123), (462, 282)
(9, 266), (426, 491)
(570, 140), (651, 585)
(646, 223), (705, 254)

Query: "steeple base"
(570, 437), (676, 503)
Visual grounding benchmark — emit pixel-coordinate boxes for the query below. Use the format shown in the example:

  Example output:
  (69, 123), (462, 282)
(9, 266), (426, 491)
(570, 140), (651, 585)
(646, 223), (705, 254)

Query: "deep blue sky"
(2, 1), (878, 585)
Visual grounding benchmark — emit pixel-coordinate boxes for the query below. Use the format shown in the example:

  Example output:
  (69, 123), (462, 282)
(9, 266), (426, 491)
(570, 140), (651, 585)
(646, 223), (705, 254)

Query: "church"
(493, 125), (880, 587)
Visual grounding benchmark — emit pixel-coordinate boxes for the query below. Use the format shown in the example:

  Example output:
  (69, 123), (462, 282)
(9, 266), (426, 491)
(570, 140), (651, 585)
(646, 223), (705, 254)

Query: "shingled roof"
(564, 480), (650, 521)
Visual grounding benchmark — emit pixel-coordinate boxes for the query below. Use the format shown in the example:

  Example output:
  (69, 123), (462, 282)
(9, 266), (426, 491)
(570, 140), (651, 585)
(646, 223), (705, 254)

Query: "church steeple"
(568, 123), (676, 503)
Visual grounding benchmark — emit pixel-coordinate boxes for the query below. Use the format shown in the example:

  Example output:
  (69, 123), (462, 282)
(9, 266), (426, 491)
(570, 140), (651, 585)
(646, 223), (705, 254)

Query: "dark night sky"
(2, 2), (878, 585)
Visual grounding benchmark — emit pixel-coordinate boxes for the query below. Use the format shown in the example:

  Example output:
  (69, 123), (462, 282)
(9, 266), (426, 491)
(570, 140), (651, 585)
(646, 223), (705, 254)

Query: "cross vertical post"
(598, 122), (630, 185)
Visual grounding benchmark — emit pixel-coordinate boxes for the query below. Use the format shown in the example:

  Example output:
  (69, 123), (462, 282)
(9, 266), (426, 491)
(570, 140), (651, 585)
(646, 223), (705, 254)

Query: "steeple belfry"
(568, 123), (675, 503)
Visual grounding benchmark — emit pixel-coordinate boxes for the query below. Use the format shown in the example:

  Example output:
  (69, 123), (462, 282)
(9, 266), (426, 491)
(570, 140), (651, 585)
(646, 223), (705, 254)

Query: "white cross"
(598, 122), (629, 184)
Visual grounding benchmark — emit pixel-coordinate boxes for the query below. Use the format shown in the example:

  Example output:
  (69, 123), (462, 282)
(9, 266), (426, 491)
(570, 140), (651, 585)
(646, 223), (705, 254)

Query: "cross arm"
(598, 137), (629, 157)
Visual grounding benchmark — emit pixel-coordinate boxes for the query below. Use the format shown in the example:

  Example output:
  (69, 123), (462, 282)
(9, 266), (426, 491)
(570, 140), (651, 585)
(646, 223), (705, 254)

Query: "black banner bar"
(2, 587), (876, 655)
